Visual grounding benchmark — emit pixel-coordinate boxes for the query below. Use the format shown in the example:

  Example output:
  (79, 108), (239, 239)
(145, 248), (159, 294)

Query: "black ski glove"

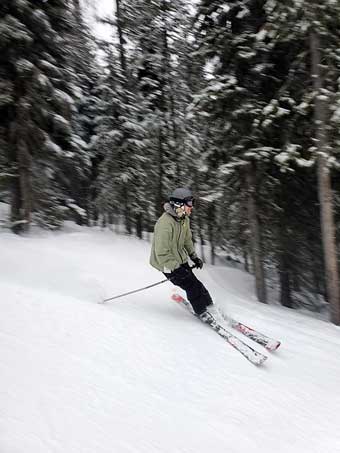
(192, 257), (203, 269)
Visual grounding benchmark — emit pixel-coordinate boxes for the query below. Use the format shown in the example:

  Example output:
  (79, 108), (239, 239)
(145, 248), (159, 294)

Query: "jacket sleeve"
(184, 219), (197, 260)
(154, 222), (180, 272)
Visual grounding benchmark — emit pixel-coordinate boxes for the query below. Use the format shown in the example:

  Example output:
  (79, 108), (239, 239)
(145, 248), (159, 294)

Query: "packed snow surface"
(1, 224), (340, 453)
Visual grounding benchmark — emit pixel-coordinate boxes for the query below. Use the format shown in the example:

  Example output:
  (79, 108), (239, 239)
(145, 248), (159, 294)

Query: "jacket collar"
(164, 202), (185, 221)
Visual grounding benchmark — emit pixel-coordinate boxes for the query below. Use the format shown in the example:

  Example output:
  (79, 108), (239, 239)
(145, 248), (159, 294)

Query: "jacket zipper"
(178, 220), (184, 263)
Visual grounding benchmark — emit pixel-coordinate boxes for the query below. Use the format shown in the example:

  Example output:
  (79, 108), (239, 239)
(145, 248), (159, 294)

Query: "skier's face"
(184, 204), (193, 216)
(183, 197), (194, 216)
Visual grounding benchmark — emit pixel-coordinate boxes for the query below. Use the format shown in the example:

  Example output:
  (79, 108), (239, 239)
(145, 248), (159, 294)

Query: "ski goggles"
(170, 197), (195, 207)
(184, 198), (195, 207)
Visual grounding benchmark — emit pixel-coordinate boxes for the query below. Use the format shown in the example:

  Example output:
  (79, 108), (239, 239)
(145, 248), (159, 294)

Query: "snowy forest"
(1, 0), (340, 326)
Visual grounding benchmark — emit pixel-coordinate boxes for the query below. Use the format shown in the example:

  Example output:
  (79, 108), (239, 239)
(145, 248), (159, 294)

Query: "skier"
(150, 187), (217, 322)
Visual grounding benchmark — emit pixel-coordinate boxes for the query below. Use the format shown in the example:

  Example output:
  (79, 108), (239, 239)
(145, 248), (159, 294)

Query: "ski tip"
(171, 293), (184, 303)
(257, 355), (268, 366)
(250, 354), (268, 366)
(266, 341), (281, 352)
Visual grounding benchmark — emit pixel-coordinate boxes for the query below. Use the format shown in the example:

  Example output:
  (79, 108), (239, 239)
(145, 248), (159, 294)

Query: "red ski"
(172, 293), (281, 352)
(171, 293), (268, 366)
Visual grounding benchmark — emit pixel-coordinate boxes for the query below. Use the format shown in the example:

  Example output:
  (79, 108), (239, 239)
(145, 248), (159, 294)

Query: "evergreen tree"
(192, 0), (269, 301)
(69, 0), (101, 224)
(95, 0), (195, 234)
(0, 0), (97, 231)
(191, 0), (340, 321)
(263, 0), (340, 323)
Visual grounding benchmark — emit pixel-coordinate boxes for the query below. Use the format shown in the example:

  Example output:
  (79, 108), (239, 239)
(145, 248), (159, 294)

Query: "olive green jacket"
(150, 204), (197, 273)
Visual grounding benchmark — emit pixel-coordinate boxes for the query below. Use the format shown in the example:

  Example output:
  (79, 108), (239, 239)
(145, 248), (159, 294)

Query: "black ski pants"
(164, 263), (213, 315)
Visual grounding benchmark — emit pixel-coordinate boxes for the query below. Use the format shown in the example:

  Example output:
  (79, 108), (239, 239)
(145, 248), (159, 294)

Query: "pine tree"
(69, 0), (101, 225)
(263, 0), (340, 323)
(189, 0), (340, 319)
(94, 0), (195, 234)
(192, 0), (269, 301)
(0, 0), (98, 231)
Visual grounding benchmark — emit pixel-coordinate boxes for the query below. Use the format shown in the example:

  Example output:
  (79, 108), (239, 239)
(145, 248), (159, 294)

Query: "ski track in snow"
(1, 225), (340, 453)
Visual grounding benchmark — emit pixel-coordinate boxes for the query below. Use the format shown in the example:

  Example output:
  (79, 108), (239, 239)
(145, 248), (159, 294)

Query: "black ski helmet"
(169, 187), (194, 205)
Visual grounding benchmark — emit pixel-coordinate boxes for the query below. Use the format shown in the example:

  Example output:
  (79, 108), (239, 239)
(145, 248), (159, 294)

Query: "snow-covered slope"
(1, 225), (340, 453)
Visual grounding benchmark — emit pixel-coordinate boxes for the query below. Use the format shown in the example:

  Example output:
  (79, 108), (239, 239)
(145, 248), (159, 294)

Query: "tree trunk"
(241, 197), (249, 272)
(123, 185), (131, 234)
(245, 162), (267, 303)
(310, 29), (340, 325)
(10, 176), (22, 234)
(278, 248), (293, 308)
(9, 98), (32, 233)
(136, 213), (143, 239)
(10, 138), (32, 233)
(243, 248), (249, 273)
(277, 182), (293, 307)
(207, 204), (216, 265)
(17, 140), (32, 229)
(196, 205), (206, 263)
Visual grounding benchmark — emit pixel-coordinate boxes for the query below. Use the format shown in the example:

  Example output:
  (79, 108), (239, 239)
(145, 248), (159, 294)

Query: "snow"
(1, 222), (340, 453)
(255, 29), (267, 41)
(55, 89), (75, 106)
(39, 60), (63, 78)
(31, 9), (50, 30)
(297, 101), (309, 112)
(295, 158), (313, 167)
(238, 50), (256, 59)
(263, 101), (277, 116)
(262, 118), (272, 127)
(86, 0), (116, 41)
(71, 135), (88, 150)
(0, 15), (33, 45)
(220, 4), (231, 13)
(37, 72), (50, 87)
(276, 107), (290, 117)
(199, 192), (223, 202)
(45, 137), (63, 156)
(66, 203), (87, 218)
(317, 95), (329, 101)
(236, 8), (249, 19)
(15, 58), (35, 74)
(275, 152), (290, 165)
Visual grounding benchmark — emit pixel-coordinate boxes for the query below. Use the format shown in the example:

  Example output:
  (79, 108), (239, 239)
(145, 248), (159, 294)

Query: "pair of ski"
(171, 293), (281, 366)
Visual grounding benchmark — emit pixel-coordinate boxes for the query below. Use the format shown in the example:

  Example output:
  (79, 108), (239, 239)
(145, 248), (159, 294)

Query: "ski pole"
(101, 265), (197, 303)
(101, 278), (169, 303)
